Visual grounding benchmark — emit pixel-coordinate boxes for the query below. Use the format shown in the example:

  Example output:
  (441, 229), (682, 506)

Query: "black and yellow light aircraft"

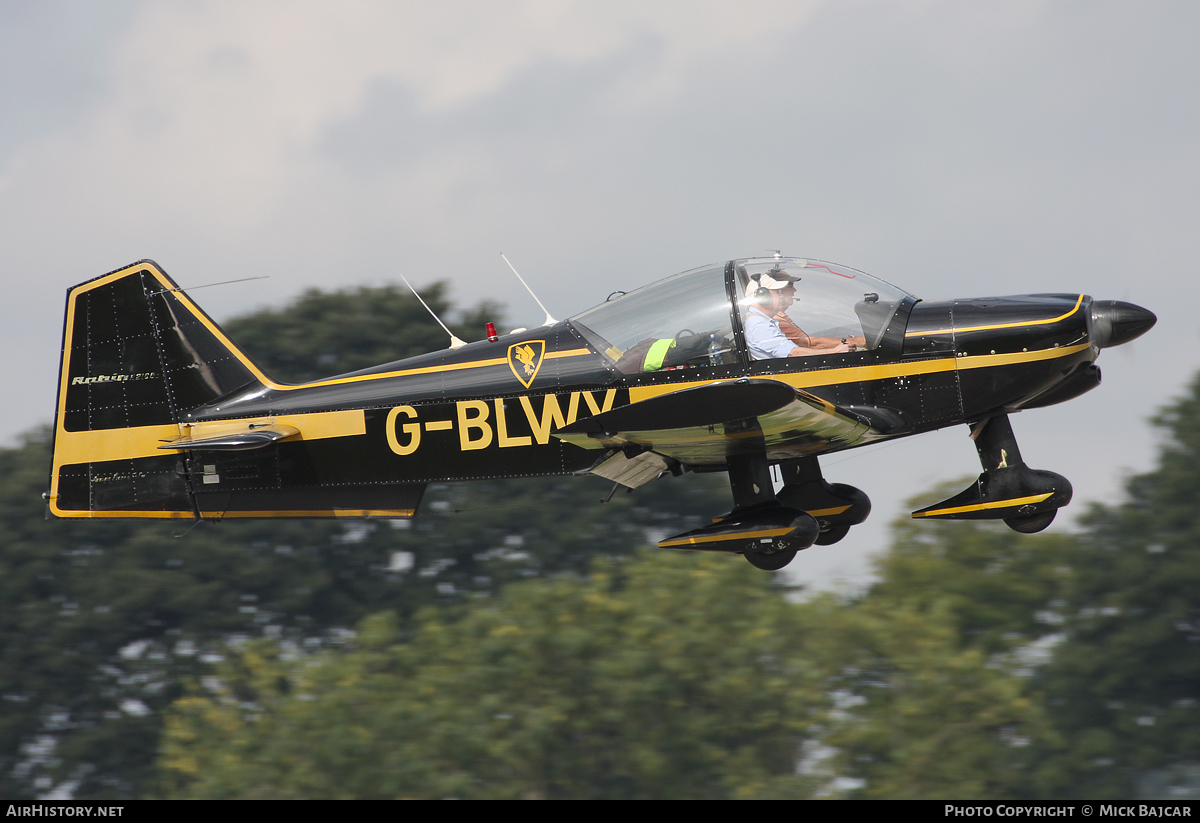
(48, 255), (1154, 569)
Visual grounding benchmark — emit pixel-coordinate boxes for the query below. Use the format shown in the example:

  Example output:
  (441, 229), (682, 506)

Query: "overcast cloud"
(4, 1), (1196, 587)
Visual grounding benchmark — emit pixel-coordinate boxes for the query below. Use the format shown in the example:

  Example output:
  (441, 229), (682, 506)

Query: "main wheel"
(1004, 509), (1057, 534)
(815, 524), (850, 545)
(743, 548), (798, 570)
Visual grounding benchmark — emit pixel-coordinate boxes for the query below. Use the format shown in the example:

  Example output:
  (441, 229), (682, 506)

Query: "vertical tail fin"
(49, 260), (269, 518)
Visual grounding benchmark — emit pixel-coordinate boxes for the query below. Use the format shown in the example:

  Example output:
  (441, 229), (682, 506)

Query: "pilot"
(744, 270), (865, 359)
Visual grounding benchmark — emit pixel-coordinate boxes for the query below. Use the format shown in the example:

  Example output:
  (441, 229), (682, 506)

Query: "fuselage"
(49, 257), (1152, 521)
(182, 260), (1119, 483)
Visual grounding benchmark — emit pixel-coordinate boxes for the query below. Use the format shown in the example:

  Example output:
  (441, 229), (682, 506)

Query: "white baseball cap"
(756, 269), (800, 290)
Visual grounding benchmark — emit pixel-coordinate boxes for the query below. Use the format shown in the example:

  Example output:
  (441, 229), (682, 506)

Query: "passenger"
(744, 270), (866, 359)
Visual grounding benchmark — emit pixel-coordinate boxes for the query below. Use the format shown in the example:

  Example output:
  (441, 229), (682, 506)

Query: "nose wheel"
(1004, 509), (1058, 534)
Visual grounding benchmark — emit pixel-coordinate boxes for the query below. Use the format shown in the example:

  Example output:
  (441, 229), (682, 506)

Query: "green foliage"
(371, 473), (728, 623)
(151, 482), (1091, 801)
(867, 502), (1075, 657)
(799, 504), (1073, 799)
(159, 552), (821, 799)
(1035, 373), (1200, 797)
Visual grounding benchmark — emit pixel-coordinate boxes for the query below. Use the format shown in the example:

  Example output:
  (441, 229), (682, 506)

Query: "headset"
(751, 265), (794, 306)
(751, 273), (772, 305)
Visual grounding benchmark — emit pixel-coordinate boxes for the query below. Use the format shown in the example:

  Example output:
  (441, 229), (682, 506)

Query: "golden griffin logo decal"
(508, 340), (546, 388)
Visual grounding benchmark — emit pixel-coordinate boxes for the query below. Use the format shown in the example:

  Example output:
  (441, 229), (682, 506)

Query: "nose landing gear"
(911, 414), (1072, 533)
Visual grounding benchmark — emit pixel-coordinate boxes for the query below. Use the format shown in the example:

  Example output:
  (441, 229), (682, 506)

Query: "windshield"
(570, 264), (735, 374)
(736, 257), (911, 358)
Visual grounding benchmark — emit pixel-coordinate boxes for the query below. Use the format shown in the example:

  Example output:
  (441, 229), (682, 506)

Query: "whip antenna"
(500, 253), (557, 326)
(150, 275), (270, 296)
(399, 274), (467, 349)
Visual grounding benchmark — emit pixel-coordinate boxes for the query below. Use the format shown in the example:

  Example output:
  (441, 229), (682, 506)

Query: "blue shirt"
(744, 306), (796, 360)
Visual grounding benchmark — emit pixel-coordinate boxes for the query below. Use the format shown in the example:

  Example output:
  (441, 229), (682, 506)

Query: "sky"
(4, 0), (1197, 589)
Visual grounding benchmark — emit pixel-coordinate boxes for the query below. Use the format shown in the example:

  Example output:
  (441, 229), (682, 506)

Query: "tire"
(743, 548), (798, 570)
(1004, 509), (1057, 534)
(815, 524), (850, 545)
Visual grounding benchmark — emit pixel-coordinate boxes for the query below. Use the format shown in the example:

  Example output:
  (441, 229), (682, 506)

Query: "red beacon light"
(485, 322), (498, 342)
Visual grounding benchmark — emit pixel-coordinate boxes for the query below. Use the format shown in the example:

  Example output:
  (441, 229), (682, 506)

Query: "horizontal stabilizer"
(158, 424), (299, 451)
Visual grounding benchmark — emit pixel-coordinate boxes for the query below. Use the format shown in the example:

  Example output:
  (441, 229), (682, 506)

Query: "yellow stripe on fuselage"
(277, 347), (591, 390)
(52, 409), (367, 466)
(50, 509), (195, 520)
(905, 294), (1085, 337)
(48, 409), (370, 517)
(628, 343), (1092, 403)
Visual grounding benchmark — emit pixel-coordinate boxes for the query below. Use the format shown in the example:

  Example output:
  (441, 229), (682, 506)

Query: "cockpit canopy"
(569, 257), (912, 374)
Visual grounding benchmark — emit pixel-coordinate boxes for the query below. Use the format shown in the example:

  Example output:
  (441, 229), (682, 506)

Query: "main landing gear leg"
(775, 456), (871, 545)
(656, 454), (818, 571)
(727, 453), (777, 509)
(726, 455), (818, 570)
(911, 414), (1072, 533)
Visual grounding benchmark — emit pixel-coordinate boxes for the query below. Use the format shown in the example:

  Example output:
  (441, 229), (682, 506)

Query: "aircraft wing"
(555, 378), (882, 479)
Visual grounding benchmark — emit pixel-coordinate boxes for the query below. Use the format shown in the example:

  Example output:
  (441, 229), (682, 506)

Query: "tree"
(159, 552), (823, 799)
(801, 506), (1073, 799)
(1034, 374), (1200, 798)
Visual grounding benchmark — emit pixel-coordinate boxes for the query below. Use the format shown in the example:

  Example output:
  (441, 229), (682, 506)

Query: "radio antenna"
(500, 253), (557, 326)
(399, 274), (467, 349)
(150, 275), (270, 296)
